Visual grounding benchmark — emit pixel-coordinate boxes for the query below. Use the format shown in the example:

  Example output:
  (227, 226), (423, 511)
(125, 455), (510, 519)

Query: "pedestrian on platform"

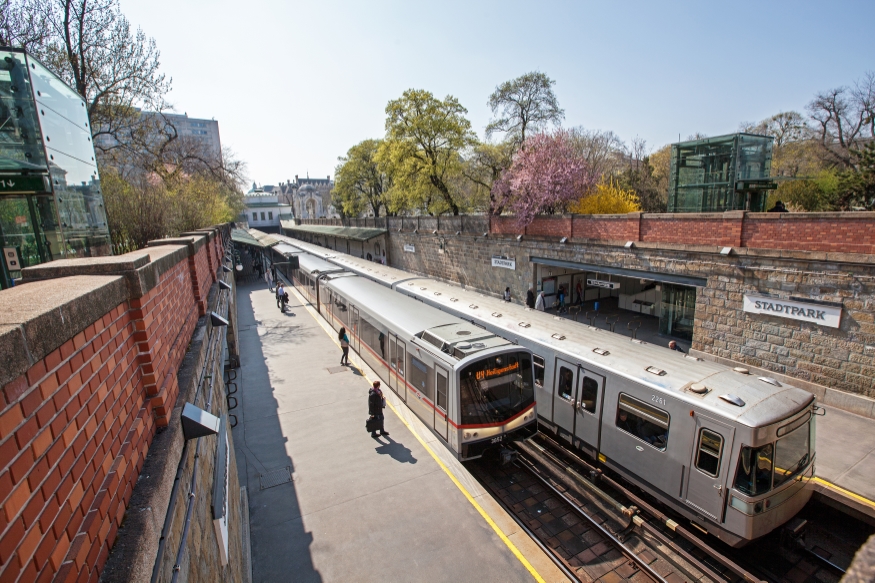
(503, 287), (511, 302)
(280, 288), (289, 313)
(526, 286), (535, 309)
(339, 327), (351, 365)
(535, 290), (546, 311)
(557, 286), (567, 313)
(276, 282), (285, 309)
(575, 280), (583, 305)
(368, 380), (388, 438)
(266, 267), (274, 291)
(668, 340), (685, 353)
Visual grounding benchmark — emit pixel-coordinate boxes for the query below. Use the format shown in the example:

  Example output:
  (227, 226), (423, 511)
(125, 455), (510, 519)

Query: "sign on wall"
(3, 247), (21, 271)
(403, 244), (415, 253)
(491, 256), (515, 270)
(587, 278), (620, 290)
(743, 294), (842, 329)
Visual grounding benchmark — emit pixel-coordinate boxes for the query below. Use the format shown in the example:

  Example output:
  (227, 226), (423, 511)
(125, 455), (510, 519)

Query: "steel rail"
(514, 453), (668, 583)
(535, 433), (766, 583)
(521, 439), (731, 583)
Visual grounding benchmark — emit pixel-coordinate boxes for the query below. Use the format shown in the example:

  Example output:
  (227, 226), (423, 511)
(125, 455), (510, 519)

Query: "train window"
(459, 352), (534, 426)
(579, 377), (598, 414)
(616, 394), (669, 451)
(557, 367), (573, 400)
(733, 444), (773, 496)
(533, 355), (545, 388)
(695, 429), (723, 477)
(436, 371), (447, 411)
(396, 343), (405, 377)
(360, 313), (387, 361)
(773, 421), (811, 488)
(409, 356), (434, 401)
(335, 295), (348, 326)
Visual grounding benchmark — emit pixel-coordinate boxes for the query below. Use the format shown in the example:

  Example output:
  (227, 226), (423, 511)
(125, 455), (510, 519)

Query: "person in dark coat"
(526, 286), (535, 309)
(768, 200), (788, 212)
(368, 380), (388, 438)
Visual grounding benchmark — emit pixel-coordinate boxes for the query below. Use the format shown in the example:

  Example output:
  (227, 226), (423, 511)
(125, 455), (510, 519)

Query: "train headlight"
(754, 502), (763, 513)
(464, 432), (470, 439)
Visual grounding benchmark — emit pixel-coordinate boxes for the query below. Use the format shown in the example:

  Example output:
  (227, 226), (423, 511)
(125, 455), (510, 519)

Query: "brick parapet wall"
(0, 226), (233, 583)
(483, 211), (875, 255)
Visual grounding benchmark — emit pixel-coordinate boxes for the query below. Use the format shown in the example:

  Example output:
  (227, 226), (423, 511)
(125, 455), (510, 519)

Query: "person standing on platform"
(575, 280), (583, 305)
(526, 286), (535, 309)
(557, 286), (566, 313)
(280, 287), (289, 313)
(339, 327), (351, 365)
(266, 266), (274, 291)
(535, 290), (546, 311)
(276, 282), (284, 309)
(368, 380), (388, 438)
(503, 287), (511, 302)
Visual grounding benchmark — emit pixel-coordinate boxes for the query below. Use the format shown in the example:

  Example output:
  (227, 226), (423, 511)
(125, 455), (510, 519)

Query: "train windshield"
(733, 415), (813, 496)
(459, 352), (534, 426)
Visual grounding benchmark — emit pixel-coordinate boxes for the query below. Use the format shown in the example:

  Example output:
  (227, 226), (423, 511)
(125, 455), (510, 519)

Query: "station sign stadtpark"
(743, 294), (842, 328)
(491, 256), (515, 270)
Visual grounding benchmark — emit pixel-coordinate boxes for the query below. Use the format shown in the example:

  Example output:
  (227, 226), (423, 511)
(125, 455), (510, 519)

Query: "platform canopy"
(231, 228), (265, 248)
(280, 222), (385, 242)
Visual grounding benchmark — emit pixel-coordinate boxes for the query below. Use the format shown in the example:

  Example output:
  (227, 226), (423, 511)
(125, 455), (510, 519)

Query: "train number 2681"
(651, 395), (666, 406)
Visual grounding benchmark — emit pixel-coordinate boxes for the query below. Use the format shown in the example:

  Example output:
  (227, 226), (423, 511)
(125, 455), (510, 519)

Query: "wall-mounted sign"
(212, 417), (230, 566)
(0, 175), (49, 194)
(3, 247), (20, 271)
(743, 294), (841, 329)
(403, 244), (415, 253)
(491, 256), (515, 270)
(587, 278), (620, 290)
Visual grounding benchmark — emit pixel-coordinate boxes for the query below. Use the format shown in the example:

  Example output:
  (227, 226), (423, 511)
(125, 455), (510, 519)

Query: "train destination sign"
(743, 294), (841, 328)
(475, 361), (519, 380)
(491, 256), (515, 270)
(587, 278), (620, 290)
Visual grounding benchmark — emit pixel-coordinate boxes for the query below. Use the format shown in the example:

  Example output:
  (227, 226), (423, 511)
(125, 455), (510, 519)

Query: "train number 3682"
(491, 436), (503, 444)
(651, 395), (666, 406)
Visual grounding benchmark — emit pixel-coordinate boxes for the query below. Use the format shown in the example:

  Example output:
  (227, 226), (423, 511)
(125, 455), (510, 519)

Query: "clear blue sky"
(121, 0), (875, 185)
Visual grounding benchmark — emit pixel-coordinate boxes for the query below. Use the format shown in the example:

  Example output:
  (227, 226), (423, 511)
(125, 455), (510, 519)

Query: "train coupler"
(499, 448), (518, 465)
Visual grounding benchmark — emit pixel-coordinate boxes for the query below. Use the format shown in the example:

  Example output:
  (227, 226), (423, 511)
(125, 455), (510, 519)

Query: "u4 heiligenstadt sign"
(743, 294), (842, 329)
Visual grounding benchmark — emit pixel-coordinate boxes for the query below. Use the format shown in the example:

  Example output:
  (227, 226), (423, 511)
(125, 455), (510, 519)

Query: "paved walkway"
(231, 280), (568, 583)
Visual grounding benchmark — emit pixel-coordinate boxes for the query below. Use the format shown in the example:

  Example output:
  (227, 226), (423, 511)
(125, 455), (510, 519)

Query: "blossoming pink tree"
(492, 129), (597, 227)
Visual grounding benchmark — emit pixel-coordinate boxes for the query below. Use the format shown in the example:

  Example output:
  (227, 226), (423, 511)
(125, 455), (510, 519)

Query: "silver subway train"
(280, 252), (538, 460)
(269, 234), (818, 547)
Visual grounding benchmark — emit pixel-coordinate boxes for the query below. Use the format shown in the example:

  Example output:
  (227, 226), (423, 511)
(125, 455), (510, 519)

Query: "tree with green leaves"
(377, 89), (475, 215)
(486, 72), (564, 148)
(333, 139), (391, 217)
(463, 141), (514, 214)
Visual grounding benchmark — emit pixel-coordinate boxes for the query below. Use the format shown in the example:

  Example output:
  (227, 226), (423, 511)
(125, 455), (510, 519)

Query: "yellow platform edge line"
(282, 282), (547, 583)
(811, 477), (875, 509)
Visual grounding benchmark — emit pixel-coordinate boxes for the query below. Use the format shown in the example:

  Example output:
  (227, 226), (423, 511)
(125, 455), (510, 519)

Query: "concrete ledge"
(844, 533), (875, 582)
(0, 275), (128, 387)
(690, 348), (875, 419)
(147, 235), (206, 255)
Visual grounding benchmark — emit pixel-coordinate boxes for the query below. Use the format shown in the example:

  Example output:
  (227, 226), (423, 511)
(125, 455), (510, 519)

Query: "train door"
(350, 306), (360, 352)
(685, 415), (735, 522)
(434, 366), (449, 441)
(552, 358), (578, 442)
(573, 368), (605, 456)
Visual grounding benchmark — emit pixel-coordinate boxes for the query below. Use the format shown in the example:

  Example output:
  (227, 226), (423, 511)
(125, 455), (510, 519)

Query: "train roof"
(324, 275), (513, 363)
(398, 279), (813, 427)
(297, 253), (344, 275)
(273, 242), (301, 256)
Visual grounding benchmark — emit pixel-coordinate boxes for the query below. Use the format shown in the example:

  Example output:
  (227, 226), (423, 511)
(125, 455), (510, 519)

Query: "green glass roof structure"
(280, 222), (386, 241)
(668, 133), (775, 213)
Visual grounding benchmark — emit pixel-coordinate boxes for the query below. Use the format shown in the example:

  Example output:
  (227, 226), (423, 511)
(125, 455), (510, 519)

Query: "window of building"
(252, 212), (257, 222)
(615, 393), (669, 450)
(261, 212), (265, 221)
(533, 355), (545, 388)
(268, 211), (273, 220)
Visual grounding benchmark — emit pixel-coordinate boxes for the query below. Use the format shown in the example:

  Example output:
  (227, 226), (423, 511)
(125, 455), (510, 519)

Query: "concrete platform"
(231, 280), (569, 583)
(812, 405), (875, 519)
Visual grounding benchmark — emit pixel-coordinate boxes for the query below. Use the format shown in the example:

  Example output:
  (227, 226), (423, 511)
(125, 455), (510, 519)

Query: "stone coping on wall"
(691, 348), (875, 419)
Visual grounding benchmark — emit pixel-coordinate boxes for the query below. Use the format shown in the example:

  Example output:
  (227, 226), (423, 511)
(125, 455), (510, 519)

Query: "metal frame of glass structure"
(667, 133), (776, 213)
(0, 47), (110, 289)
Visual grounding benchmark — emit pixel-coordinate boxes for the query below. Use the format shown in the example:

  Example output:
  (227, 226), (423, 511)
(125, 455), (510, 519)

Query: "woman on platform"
(339, 327), (351, 365)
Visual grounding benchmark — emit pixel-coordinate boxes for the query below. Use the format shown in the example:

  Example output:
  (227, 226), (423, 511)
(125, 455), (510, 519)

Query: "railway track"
(472, 432), (872, 583)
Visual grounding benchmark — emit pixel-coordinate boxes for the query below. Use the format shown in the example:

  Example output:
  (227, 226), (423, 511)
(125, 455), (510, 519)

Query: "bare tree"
(566, 127), (626, 179)
(739, 111), (811, 147)
(0, 0), (51, 49)
(807, 72), (875, 167)
(486, 71), (564, 148)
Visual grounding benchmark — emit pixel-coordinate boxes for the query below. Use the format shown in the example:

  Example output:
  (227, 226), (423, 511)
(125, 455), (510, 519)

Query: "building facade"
(0, 47), (111, 289)
(243, 184), (291, 233)
(270, 175), (338, 219)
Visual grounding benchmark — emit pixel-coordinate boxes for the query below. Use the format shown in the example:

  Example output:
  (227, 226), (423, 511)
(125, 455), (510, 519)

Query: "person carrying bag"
(367, 380), (388, 438)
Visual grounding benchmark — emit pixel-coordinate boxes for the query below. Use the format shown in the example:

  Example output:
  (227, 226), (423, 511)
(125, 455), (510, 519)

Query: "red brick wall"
(0, 232), (227, 583)
(490, 212), (875, 255)
(0, 302), (151, 583)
